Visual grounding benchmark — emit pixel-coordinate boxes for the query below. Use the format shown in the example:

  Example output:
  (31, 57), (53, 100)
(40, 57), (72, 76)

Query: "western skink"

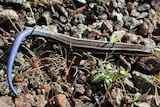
(7, 28), (152, 95)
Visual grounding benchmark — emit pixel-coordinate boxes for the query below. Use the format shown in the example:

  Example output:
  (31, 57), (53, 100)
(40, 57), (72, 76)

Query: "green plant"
(92, 63), (131, 89)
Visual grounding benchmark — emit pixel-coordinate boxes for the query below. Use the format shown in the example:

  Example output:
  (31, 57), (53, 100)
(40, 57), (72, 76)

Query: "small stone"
(95, 5), (105, 15)
(112, 0), (125, 9)
(15, 94), (34, 107)
(85, 88), (92, 98)
(98, 14), (108, 20)
(101, 20), (113, 33)
(55, 94), (70, 107)
(71, 24), (87, 38)
(143, 38), (156, 49)
(122, 9), (130, 16)
(0, 96), (15, 107)
(112, 11), (124, 30)
(73, 24), (88, 38)
(145, 19), (154, 34)
(88, 57), (97, 69)
(42, 11), (52, 25)
(74, 13), (86, 24)
(122, 33), (143, 44)
(132, 71), (160, 93)
(149, 9), (156, 16)
(26, 17), (36, 25)
(88, 21), (103, 30)
(153, 29), (160, 36)
(113, 21), (124, 30)
(113, 11), (124, 22)
(111, 88), (123, 106)
(0, 49), (3, 58)
(136, 56), (160, 74)
(123, 16), (140, 29)
(127, 2), (134, 12)
(89, 3), (96, 8)
(137, 4), (150, 12)
(87, 30), (102, 40)
(77, 74), (87, 84)
(76, 0), (87, 4)
(131, 9), (140, 17)
(71, 26), (78, 33)
(40, 0), (48, 4)
(0, 38), (5, 47)
(83, 102), (94, 107)
(64, 23), (72, 31)
(77, 24), (88, 33)
(34, 95), (47, 107)
(151, 0), (160, 10)
(59, 6), (68, 17)
(117, 0), (125, 9)
(47, 24), (58, 33)
(71, 27), (81, 38)
(74, 99), (84, 107)
(0, 9), (19, 20)
(137, 12), (148, 19)
(112, 0), (118, 8)
(60, 16), (67, 23)
(117, 13), (123, 23)
(134, 102), (150, 107)
(75, 84), (85, 95)
(80, 58), (97, 69)
(138, 22), (149, 36)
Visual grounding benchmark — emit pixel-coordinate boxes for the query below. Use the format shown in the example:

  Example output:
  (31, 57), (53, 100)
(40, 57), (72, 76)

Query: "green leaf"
(110, 30), (126, 43)
(155, 72), (160, 79)
(119, 66), (125, 75)
(92, 74), (105, 83)
(99, 64), (105, 73)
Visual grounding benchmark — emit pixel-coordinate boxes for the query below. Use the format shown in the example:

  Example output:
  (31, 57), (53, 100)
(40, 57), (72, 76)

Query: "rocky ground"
(0, 0), (160, 107)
